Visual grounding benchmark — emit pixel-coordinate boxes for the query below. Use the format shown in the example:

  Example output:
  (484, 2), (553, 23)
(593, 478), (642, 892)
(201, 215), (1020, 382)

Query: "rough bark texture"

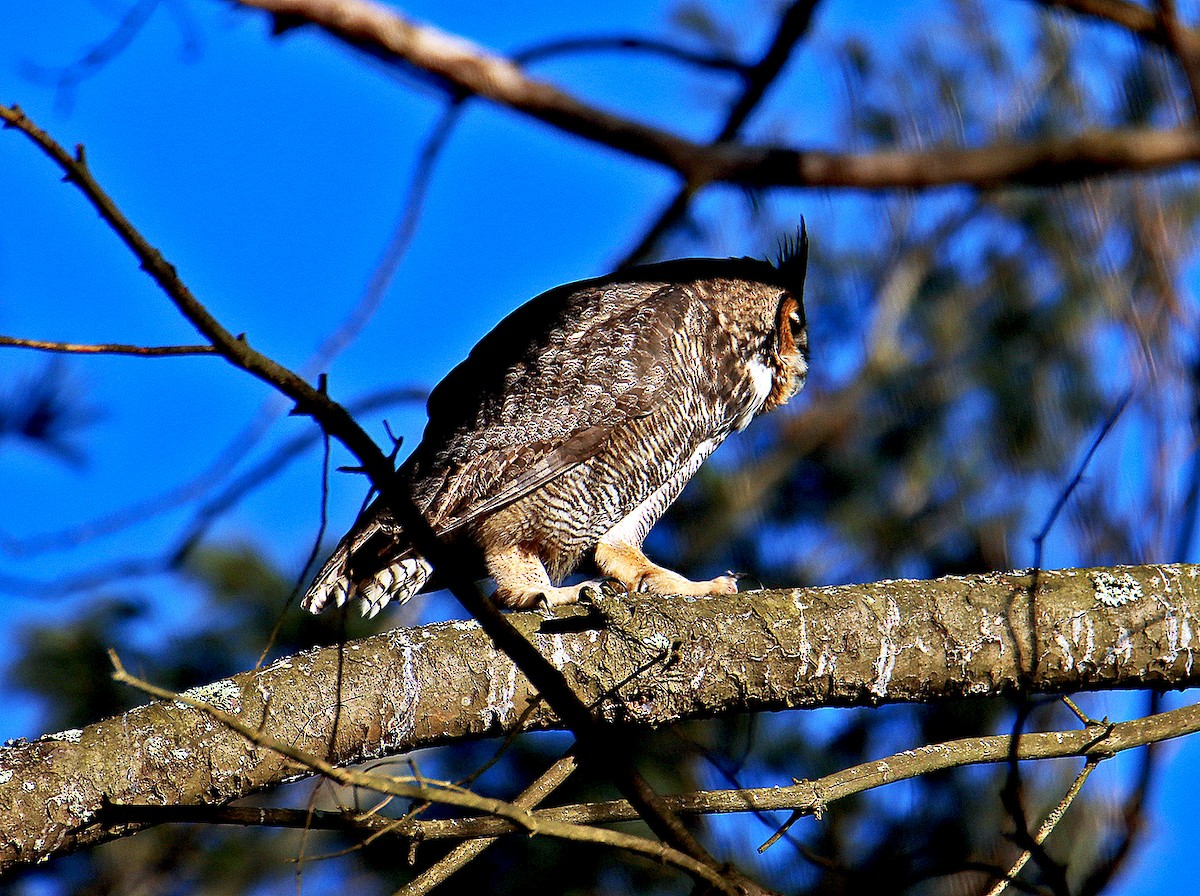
(3, 563), (1198, 872)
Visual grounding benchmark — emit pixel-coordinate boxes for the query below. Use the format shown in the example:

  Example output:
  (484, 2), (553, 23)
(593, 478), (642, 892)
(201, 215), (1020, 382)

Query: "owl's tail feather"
(302, 516), (433, 619)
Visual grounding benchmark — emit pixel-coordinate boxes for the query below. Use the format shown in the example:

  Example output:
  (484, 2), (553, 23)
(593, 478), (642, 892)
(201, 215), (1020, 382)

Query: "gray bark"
(2, 563), (1197, 873)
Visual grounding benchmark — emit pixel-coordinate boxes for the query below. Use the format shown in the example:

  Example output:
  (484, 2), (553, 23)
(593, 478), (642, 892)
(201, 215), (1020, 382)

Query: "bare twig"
(621, 0), (821, 265)
(1076, 691), (1161, 896)
(514, 35), (750, 74)
(984, 759), (1099, 896)
(1032, 390), (1132, 572)
(0, 334), (216, 356)
(0, 386), (425, 563)
(1033, 0), (1200, 55)
(1, 105), (370, 458)
(413, 700), (1199, 840)
(23, 0), (161, 96)
(1158, 0), (1200, 122)
(397, 753), (578, 896)
(256, 429), (332, 669)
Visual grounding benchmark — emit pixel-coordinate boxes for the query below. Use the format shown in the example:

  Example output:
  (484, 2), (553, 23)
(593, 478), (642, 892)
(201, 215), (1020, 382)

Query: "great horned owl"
(304, 228), (809, 617)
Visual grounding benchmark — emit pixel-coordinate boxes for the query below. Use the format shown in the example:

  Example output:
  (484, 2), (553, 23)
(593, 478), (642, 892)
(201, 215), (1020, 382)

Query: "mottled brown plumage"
(305, 228), (810, 616)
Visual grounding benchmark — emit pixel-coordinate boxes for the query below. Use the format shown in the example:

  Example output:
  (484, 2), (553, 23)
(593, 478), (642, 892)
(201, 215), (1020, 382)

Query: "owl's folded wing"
(410, 281), (711, 531)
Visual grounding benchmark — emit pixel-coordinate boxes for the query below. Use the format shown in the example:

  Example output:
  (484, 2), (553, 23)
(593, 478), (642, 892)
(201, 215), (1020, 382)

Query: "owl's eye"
(788, 307), (804, 338)
(783, 299), (805, 345)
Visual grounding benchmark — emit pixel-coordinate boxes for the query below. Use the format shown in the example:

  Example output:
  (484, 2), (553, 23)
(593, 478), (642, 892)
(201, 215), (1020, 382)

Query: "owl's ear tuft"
(774, 217), (809, 298)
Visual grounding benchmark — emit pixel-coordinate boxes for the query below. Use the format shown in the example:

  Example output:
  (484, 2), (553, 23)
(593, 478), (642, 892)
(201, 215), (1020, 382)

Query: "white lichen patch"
(378, 637), (423, 746)
(1090, 571), (1143, 607)
(549, 634), (571, 669)
(178, 678), (241, 713)
(1052, 611), (1098, 673)
(44, 728), (83, 743)
(870, 598), (902, 698)
(484, 662), (520, 727)
(262, 657), (293, 674)
(1162, 604), (1195, 675)
(791, 598), (814, 677)
(814, 650), (836, 678)
(643, 632), (672, 653)
(1054, 631), (1075, 672)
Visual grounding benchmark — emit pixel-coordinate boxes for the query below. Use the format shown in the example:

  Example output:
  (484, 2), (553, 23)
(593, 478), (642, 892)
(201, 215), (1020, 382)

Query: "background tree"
(2, 0), (1199, 894)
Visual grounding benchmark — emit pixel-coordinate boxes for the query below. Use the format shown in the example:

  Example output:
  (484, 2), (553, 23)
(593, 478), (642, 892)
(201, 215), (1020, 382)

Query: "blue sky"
(1, 2), (1197, 893)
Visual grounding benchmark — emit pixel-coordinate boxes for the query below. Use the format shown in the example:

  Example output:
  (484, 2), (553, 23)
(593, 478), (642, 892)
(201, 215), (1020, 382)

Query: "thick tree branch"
(3, 563), (1200, 871)
(232, 0), (1200, 190)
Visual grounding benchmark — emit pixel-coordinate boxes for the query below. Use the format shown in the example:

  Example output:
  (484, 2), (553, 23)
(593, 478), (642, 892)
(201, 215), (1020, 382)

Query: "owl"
(304, 227), (809, 617)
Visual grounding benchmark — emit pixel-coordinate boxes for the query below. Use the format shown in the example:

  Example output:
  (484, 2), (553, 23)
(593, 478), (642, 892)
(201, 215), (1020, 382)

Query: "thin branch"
(0, 334), (217, 356)
(22, 0), (161, 96)
(256, 429), (332, 668)
(1076, 691), (1161, 896)
(232, 0), (1200, 192)
(1032, 390), (1132, 572)
(0, 105), (372, 460)
(985, 759), (1099, 896)
(1158, 0), (1200, 122)
(396, 753), (578, 896)
(1032, 0), (1200, 54)
(621, 0), (821, 265)
(0, 389), (427, 602)
(512, 35), (751, 74)
(108, 655), (730, 891)
(1176, 358), (1200, 560)
(410, 700), (1200, 840)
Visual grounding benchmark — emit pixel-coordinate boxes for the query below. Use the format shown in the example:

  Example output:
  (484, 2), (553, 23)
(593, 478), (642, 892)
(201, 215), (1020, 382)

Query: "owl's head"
(757, 220), (809, 411)
(634, 222), (811, 410)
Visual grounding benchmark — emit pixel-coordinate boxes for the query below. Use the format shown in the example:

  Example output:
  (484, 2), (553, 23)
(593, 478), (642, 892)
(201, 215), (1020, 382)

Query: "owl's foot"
(576, 577), (629, 603)
(594, 540), (739, 597)
(486, 544), (599, 610)
(634, 569), (738, 596)
(499, 579), (626, 611)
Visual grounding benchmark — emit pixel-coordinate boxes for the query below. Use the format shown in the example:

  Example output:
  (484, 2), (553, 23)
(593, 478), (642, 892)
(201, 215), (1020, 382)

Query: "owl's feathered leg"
(594, 541), (738, 597)
(485, 543), (594, 609)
